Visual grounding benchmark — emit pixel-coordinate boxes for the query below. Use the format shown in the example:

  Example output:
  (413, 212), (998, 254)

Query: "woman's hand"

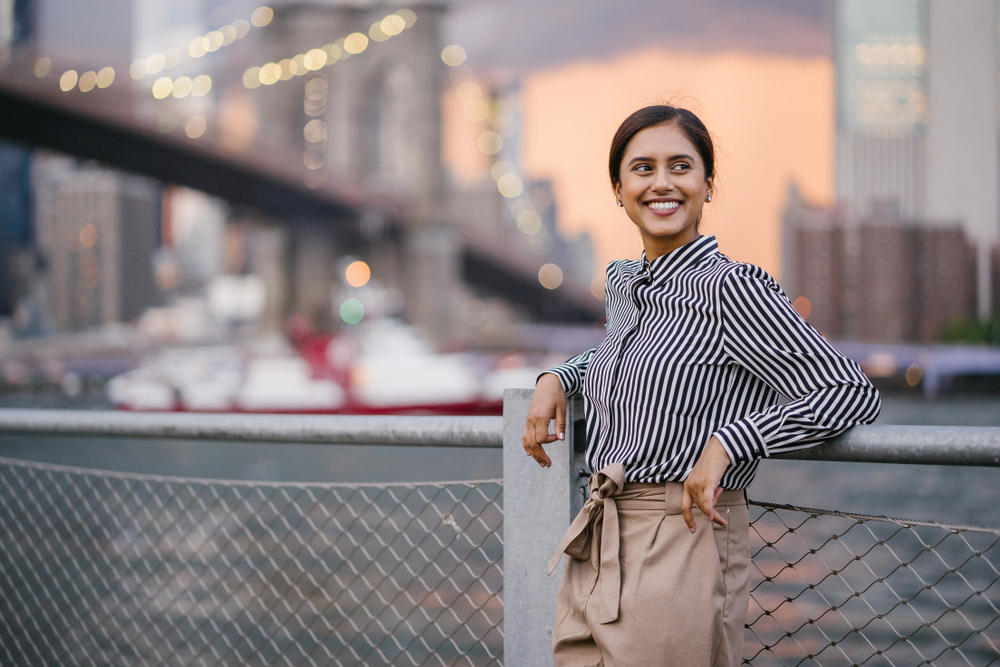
(681, 436), (732, 532)
(522, 373), (567, 468)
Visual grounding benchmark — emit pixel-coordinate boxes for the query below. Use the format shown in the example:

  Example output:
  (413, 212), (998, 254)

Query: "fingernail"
(558, 432), (565, 440)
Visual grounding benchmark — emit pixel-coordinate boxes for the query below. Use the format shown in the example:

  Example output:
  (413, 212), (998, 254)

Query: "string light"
(242, 9), (416, 89)
(131, 8), (270, 82)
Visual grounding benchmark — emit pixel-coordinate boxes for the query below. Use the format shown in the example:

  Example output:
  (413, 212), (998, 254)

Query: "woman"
(522, 105), (881, 667)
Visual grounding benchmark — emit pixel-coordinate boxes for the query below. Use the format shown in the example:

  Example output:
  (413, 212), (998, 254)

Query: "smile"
(646, 201), (680, 212)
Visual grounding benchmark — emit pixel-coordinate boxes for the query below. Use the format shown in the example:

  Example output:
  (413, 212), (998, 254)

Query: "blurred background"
(0, 0), (998, 422)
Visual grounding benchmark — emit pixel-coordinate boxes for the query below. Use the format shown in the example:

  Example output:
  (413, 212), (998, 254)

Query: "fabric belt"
(547, 463), (746, 625)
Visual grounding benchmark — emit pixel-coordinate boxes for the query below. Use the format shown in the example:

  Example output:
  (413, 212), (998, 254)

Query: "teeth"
(647, 201), (679, 211)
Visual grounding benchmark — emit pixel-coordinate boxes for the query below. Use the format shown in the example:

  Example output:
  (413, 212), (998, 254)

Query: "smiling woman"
(522, 106), (881, 667)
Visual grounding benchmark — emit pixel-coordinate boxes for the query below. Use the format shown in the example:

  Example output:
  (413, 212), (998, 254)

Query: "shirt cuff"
(538, 364), (583, 396)
(713, 418), (768, 464)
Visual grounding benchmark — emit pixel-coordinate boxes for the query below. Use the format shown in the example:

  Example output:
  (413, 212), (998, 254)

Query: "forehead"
(623, 122), (700, 162)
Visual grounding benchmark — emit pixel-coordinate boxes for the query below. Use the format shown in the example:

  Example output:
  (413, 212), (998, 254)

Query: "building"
(35, 159), (161, 331)
(784, 188), (977, 343)
(834, 0), (999, 318)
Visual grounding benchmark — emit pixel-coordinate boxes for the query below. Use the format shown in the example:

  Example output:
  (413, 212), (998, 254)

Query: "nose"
(651, 167), (674, 192)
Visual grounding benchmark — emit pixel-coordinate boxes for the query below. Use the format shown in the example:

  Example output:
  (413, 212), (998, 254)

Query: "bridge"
(0, 3), (602, 343)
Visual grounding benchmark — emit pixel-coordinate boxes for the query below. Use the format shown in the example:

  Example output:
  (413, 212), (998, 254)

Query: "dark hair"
(608, 105), (716, 190)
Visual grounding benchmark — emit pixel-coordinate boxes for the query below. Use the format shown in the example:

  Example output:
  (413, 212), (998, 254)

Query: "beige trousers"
(551, 466), (750, 667)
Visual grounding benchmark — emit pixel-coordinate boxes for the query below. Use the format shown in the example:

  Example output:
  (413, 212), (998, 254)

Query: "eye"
(633, 163), (653, 172)
(671, 162), (691, 172)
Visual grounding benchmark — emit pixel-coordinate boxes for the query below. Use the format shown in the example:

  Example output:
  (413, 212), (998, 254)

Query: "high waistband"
(547, 463), (746, 625)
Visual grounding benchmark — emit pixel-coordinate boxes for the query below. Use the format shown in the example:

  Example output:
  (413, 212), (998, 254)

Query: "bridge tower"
(255, 1), (456, 343)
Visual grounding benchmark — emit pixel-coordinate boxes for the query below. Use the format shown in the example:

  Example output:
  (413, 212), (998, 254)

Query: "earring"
(706, 194), (713, 202)
(616, 200), (623, 207)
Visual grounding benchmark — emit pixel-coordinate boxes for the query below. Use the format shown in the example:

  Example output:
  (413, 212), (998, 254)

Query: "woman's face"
(614, 122), (714, 260)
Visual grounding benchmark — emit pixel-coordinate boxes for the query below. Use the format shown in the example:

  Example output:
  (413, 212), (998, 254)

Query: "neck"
(642, 230), (701, 261)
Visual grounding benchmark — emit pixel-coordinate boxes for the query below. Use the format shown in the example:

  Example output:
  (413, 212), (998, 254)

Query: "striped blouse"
(546, 235), (881, 489)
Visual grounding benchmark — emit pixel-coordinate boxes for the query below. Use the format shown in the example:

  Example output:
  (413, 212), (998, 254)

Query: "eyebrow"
(627, 154), (694, 166)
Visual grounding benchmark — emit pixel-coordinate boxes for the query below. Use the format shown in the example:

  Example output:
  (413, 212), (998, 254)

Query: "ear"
(705, 176), (715, 200)
(613, 183), (622, 203)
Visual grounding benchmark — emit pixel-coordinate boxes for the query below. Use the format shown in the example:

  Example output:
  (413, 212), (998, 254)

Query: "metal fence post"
(503, 388), (584, 666)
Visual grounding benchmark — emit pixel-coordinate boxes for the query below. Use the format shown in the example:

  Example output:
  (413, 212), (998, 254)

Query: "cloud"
(443, 0), (830, 74)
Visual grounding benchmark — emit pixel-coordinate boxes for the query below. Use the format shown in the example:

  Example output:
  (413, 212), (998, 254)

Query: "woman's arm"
(683, 265), (880, 532)
(522, 349), (596, 467)
(713, 264), (881, 464)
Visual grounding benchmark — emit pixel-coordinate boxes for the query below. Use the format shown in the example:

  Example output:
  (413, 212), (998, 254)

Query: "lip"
(643, 198), (682, 217)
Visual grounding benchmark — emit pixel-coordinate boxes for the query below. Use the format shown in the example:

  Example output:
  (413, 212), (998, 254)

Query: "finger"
(531, 417), (554, 453)
(554, 403), (567, 441)
(681, 487), (696, 533)
(700, 487), (728, 528)
(522, 431), (552, 468)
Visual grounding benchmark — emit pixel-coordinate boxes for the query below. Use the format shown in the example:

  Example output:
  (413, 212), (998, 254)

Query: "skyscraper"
(35, 160), (161, 332)
(835, 0), (999, 318)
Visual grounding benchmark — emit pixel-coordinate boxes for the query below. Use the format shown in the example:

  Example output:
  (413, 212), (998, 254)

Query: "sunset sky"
(443, 47), (835, 280)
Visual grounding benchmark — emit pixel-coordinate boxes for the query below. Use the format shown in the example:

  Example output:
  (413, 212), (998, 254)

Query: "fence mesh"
(745, 500), (1000, 666)
(0, 456), (503, 667)
(1, 455), (998, 666)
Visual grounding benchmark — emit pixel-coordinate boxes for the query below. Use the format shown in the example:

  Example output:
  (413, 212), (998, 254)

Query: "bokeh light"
(345, 261), (371, 287)
(381, 14), (406, 36)
(397, 8), (417, 27)
(78, 71), (97, 92)
(96, 67), (115, 88)
(516, 210), (542, 234)
(259, 63), (280, 85)
(185, 115), (207, 139)
(491, 161), (515, 181)
(344, 32), (369, 54)
(243, 67), (262, 88)
(538, 264), (563, 290)
(206, 31), (224, 52)
(906, 363), (923, 387)
(78, 223), (98, 248)
(304, 48), (327, 70)
(191, 75), (212, 96)
(591, 276), (606, 300)
(478, 131), (503, 155)
(158, 112), (179, 133)
(171, 76), (193, 98)
(189, 37), (208, 58)
(497, 173), (523, 198)
(232, 19), (251, 38)
(251, 6), (274, 27)
(369, 21), (389, 42)
(303, 119), (327, 143)
(145, 53), (165, 74)
(464, 100), (489, 122)
(34, 58), (51, 77)
(59, 70), (78, 91)
(151, 76), (173, 99)
(441, 45), (467, 67)
(340, 298), (365, 324)
(130, 59), (146, 79)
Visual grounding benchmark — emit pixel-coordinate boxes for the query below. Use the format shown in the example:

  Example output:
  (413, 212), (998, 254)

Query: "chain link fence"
(745, 500), (1000, 666)
(1, 452), (999, 666)
(0, 456), (503, 667)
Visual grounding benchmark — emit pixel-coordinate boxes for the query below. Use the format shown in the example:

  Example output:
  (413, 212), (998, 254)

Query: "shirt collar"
(638, 235), (719, 281)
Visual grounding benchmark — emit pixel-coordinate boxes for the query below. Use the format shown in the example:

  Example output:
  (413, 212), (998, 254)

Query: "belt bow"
(547, 462), (626, 624)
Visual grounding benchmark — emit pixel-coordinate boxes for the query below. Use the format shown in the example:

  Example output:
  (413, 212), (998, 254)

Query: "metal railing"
(0, 395), (998, 666)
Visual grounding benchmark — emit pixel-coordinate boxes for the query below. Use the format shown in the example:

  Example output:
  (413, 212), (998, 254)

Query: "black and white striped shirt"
(547, 235), (881, 489)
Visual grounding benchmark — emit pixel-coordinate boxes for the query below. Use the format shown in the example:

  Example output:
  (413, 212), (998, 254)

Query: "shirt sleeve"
(539, 348), (596, 397)
(712, 264), (881, 464)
